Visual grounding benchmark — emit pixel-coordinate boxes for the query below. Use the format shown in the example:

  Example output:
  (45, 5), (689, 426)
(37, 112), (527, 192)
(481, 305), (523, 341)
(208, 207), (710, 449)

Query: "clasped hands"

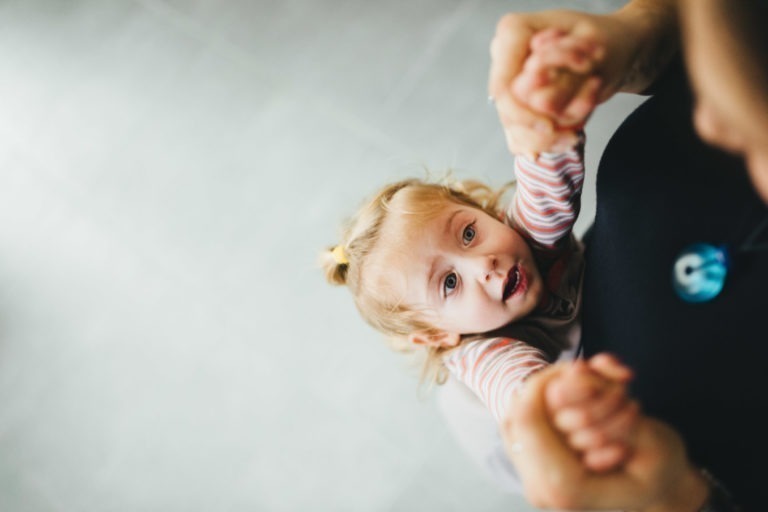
(490, 9), (710, 512)
(488, 8), (643, 159)
(502, 356), (697, 511)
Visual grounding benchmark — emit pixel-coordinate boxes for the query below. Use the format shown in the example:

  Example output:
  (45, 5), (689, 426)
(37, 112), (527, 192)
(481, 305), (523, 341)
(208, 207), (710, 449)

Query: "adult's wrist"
(608, 0), (679, 94)
(641, 464), (709, 512)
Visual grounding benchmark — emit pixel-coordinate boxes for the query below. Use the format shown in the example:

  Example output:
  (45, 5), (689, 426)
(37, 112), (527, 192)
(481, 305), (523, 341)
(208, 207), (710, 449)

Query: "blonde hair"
(321, 176), (512, 385)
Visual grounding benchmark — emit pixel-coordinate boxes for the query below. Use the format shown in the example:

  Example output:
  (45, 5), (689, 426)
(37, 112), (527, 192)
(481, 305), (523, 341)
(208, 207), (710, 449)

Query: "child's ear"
(408, 330), (460, 348)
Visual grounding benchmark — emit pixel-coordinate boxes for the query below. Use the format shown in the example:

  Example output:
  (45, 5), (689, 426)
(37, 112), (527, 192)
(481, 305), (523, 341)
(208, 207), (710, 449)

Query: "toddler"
(323, 30), (635, 472)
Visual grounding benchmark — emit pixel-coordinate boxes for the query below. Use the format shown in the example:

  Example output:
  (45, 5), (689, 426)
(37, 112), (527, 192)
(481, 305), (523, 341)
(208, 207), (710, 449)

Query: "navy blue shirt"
(581, 66), (768, 510)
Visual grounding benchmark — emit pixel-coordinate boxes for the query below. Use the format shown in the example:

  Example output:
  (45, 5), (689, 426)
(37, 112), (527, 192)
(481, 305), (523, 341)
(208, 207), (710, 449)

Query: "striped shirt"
(443, 147), (585, 423)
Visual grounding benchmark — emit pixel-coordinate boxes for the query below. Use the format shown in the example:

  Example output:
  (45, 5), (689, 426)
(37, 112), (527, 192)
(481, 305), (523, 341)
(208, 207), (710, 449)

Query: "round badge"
(672, 243), (729, 303)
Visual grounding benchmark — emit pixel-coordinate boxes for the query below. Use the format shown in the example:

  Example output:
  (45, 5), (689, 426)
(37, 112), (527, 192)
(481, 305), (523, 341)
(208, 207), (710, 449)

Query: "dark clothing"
(581, 66), (768, 510)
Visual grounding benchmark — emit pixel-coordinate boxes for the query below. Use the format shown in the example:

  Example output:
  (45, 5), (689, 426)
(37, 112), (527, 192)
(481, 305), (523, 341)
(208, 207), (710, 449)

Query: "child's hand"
(545, 354), (640, 472)
(512, 28), (604, 144)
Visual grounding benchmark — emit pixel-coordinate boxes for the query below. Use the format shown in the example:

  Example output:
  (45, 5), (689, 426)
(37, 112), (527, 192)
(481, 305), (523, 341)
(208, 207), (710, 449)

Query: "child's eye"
(443, 272), (458, 296)
(462, 223), (476, 245)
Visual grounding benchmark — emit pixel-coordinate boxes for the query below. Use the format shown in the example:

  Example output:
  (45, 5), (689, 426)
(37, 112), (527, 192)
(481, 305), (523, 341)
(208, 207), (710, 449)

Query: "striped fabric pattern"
(512, 149), (584, 248)
(443, 148), (584, 424)
(443, 337), (549, 422)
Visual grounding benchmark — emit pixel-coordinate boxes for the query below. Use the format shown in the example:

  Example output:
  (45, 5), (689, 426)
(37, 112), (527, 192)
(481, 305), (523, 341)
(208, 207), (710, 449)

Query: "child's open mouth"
(503, 265), (523, 301)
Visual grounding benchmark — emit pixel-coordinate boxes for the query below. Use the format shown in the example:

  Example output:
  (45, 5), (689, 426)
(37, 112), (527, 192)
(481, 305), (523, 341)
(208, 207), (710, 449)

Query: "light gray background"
(0, 1), (646, 510)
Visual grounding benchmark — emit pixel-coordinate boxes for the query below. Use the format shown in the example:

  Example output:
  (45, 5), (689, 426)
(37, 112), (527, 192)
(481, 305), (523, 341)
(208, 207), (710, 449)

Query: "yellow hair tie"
(332, 245), (349, 265)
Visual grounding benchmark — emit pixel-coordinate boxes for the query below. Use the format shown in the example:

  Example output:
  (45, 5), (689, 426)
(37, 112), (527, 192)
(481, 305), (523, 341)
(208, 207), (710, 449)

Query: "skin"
(682, 0), (768, 202)
(488, 1), (743, 510)
(365, 195), (645, 476)
(366, 194), (644, 471)
(367, 195), (544, 346)
(488, 1), (677, 157)
(506, 32), (654, 474)
(546, 357), (640, 471)
(503, 361), (707, 512)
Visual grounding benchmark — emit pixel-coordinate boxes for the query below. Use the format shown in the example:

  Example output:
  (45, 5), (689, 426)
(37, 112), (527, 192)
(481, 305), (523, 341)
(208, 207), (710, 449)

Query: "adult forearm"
(611, 0), (679, 94)
(640, 465), (709, 512)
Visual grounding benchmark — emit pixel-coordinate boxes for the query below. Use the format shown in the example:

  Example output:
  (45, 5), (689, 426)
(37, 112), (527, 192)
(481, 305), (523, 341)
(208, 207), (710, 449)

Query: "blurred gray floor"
(0, 1), (644, 511)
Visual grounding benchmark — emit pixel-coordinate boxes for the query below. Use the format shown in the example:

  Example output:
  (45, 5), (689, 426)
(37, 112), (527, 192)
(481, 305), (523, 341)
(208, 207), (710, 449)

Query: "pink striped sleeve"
(511, 147), (584, 249)
(443, 337), (549, 423)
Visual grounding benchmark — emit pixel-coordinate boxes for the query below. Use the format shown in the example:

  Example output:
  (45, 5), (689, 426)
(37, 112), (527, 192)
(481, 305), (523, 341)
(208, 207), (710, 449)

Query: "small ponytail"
(321, 245), (350, 285)
(321, 175), (514, 387)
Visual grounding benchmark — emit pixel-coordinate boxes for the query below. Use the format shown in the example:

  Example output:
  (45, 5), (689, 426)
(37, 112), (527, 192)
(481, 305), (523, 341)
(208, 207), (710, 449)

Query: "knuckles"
(490, 13), (529, 58)
(495, 13), (527, 37)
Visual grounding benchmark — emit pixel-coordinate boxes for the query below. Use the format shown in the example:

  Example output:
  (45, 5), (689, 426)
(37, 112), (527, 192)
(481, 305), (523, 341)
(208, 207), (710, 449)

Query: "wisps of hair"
(320, 175), (515, 387)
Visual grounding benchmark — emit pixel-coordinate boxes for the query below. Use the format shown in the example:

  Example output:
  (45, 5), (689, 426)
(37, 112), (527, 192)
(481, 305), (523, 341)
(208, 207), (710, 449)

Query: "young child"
(508, 28), (644, 472)
(323, 30), (635, 472)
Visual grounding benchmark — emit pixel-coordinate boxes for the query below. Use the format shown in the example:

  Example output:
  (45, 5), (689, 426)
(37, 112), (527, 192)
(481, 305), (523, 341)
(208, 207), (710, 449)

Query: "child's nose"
(475, 254), (499, 282)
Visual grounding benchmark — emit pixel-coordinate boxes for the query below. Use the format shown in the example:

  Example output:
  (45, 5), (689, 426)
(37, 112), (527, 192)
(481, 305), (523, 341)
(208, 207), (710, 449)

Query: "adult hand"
(545, 355), (640, 473)
(488, 1), (677, 156)
(502, 361), (709, 511)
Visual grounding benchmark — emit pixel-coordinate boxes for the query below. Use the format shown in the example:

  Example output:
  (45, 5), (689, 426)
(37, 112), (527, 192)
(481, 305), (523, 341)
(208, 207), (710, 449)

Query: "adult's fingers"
(512, 55), (555, 99)
(488, 13), (538, 100)
(495, 93), (562, 157)
(504, 362), (582, 466)
(506, 365), (683, 510)
(501, 118), (581, 157)
(495, 92), (554, 133)
(503, 363), (593, 508)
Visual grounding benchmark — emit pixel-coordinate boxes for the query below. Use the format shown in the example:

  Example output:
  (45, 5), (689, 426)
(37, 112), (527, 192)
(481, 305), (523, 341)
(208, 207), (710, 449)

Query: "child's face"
(374, 201), (544, 339)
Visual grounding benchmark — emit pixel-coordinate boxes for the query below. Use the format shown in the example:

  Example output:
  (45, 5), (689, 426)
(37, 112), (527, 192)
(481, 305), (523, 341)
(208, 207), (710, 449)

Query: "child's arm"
(545, 354), (640, 472)
(443, 338), (549, 424)
(509, 142), (584, 253)
(507, 32), (601, 252)
(445, 342), (640, 473)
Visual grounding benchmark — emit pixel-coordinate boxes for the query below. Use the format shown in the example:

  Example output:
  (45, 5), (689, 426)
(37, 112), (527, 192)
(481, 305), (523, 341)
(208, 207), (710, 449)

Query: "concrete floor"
(0, 1), (644, 510)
